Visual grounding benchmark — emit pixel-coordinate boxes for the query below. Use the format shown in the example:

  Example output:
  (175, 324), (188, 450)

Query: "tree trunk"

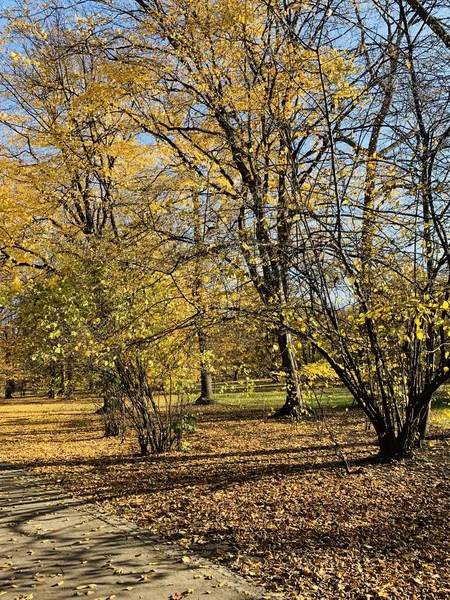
(5, 380), (14, 399)
(96, 375), (123, 438)
(64, 361), (74, 399)
(139, 438), (149, 456)
(270, 329), (305, 418)
(99, 394), (123, 438)
(417, 401), (431, 444)
(58, 364), (66, 397)
(375, 420), (416, 461)
(196, 368), (215, 405)
(195, 328), (215, 405)
(96, 395), (111, 414)
(191, 190), (216, 406)
(48, 365), (57, 398)
(104, 418), (120, 437)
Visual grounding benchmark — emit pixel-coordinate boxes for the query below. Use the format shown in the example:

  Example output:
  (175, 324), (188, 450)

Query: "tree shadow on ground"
(0, 464), (199, 595)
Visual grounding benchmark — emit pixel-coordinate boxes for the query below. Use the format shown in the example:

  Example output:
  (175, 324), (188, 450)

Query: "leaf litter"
(1, 398), (449, 599)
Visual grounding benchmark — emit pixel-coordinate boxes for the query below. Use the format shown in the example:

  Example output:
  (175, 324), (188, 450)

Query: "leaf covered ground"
(1, 396), (450, 600)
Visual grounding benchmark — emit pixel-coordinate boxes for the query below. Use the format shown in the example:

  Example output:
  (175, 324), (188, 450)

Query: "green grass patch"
(214, 382), (450, 430)
(215, 385), (354, 411)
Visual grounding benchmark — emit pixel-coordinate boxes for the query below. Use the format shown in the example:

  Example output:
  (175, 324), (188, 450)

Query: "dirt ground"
(1, 397), (450, 599)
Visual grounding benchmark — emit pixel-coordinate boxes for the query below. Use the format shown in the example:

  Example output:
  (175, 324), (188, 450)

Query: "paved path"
(0, 464), (267, 600)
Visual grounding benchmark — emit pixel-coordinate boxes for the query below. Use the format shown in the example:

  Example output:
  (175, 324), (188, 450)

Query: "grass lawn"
(217, 385), (354, 411)
(0, 389), (449, 599)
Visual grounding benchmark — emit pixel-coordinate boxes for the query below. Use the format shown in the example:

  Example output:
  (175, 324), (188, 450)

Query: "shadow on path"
(0, 463), (265, 600)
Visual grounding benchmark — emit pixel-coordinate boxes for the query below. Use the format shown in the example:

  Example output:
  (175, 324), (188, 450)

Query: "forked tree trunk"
(270, 329), (305, 418)
(371, 399), (428, 460)
(377, 425), (416, 461)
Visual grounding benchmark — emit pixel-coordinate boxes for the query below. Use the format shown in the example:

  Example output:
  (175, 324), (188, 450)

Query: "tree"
(0, 6), (144, 409)
(277, 0), (450, 459)
(102, 0), (360, 417)
(14, 235), (200, 453)
(0, 8), (143, 248)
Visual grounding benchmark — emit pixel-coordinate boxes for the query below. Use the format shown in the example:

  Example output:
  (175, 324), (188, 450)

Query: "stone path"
(0, 464), (267, 600)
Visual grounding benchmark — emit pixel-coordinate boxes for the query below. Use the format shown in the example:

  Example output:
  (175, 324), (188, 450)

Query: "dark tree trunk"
(5, 380), (14, 399)
(417, 401), (431, 444)
(95, 395), (111, 414)
(104, 419), (120, 437)
(139, 438), (149, 456)
(195, 328), (215, 405)
(377, 432), (415, 461)
(57, 364), (65, 397)
(374, 417), (416, 461)
(100, 397), (122, 437)
(270, 329), (305, 418)
(48, 365), (57, 398)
